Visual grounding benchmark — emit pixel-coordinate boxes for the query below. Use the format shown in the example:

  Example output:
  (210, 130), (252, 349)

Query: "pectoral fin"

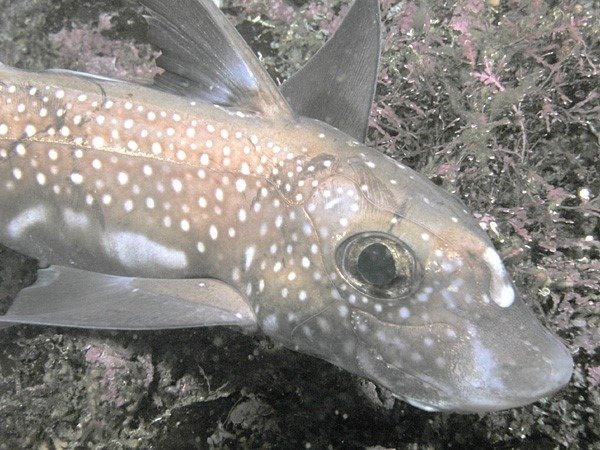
(281, 0), (381, 142)
(0, 266), (257, 331)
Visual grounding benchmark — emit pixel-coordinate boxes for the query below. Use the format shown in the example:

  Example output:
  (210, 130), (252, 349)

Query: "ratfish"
(0, 0), (573, 412)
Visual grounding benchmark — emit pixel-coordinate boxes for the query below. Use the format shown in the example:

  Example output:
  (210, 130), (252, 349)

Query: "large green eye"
(336, 232), (421, 299)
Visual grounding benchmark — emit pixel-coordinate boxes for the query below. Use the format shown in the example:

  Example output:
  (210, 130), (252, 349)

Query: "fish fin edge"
(281, 0), (381, 142)
(0, 265), (257, 331)
(141, 0), (294, 120)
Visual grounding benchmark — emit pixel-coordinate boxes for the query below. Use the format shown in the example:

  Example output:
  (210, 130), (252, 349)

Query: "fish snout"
(468, 315), (574, 411)
(349, 304), (573, 412)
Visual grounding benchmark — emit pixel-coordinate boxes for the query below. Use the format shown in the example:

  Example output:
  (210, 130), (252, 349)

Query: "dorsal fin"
(281, 0), (381, 142)
(141, 0), (293, 120)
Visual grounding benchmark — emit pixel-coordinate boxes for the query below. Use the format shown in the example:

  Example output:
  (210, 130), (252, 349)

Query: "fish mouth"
(351, 309), (573, 413)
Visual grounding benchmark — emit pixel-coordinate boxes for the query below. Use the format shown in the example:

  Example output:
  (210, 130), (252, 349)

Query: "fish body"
(0, 67), (312, 280)
(0, 0), (573, 412)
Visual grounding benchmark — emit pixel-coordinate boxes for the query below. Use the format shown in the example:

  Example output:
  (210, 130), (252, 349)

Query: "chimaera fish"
(0, 0), (573, 412)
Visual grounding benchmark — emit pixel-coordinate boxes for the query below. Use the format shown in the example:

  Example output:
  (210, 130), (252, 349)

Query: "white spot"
(324, 198), (342, 210)
(70, 173), (84, 184)
(317, 317), (330, 333)
(92, 136), (105, 149)
(151, 142), (162, 155)
(172, 179), (183, 193)
(117, 172), (129, 185)
(209, 225), (218, 240)
(235, 179), (246, 193)
(244, 246), (255, 270)
(399, 307), (410, 319)
(7, 205), (48, 238)
(262, 314), (279, 333)
(482, 247), (515, 307)
(24, 124), (36, 137)
(63, 208), (89, 229)
(102, 231), (188, 270)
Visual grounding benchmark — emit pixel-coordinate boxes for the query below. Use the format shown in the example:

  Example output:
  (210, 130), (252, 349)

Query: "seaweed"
(0, 0), (598, 448)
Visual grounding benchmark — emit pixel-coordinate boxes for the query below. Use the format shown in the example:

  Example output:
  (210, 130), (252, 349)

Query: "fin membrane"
(0, 266), (256, 330)
(281, 0), (381, 142)
(141, 0), (293, 119)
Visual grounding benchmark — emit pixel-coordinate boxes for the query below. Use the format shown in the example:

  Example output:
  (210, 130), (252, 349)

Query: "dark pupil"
(357, 243), (396, 288)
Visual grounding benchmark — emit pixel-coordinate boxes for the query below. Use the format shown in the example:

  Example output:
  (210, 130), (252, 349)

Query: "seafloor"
(0, 0), (598, 448)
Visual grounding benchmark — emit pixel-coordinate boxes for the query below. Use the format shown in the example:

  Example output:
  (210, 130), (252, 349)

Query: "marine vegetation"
(0, 0), (597, 448)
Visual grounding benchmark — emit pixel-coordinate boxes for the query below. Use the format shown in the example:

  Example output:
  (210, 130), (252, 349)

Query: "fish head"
(293, 133), (573, 412)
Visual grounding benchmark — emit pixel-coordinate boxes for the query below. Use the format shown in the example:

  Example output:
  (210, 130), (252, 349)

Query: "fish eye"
(336, 232), (421, 299)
